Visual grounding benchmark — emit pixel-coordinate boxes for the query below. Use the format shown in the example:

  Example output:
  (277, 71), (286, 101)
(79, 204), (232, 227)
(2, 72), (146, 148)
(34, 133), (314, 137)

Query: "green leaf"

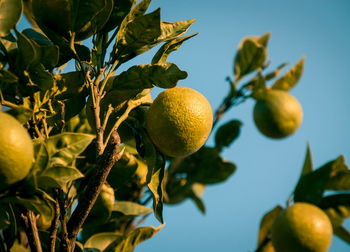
(56, 71), (86, 97)
(147, 159), (165, 223)
(0, 33), (17, 53)
(320, 194), (350, 240)
(272, 57), (305, 91)
(15, 30), (39, 68)
(116, 8), (161, 61)
(84, 232), (123, 251)
(0, 204), (10, 229)
(40, 166), (84, 189)
(264, 62), (288, 81)
(7, 192), (54, 228)
(113, 63), (187, 90)
(293, 158), (344, 204)
(0, 0), (22, 37)
(334, 226), (350, 245)
(139, 130), (165, 223)
(46, 133), (95, 167)
(7, 105), (33, 124)
(102, 0), (135, 32)
(158, 19), (196, 42)
(215, 120), (242, 149)
(234, 35), (268, 80)
(73, 0), (114, 40)
(115, 225), (164, 252)
(32, 142), (49, 173)
(250, 72), (267, 99)
(257, 205), (283, 247)
(189, 183), (206, 214)
(326, 156), (350, 190)
(113, 201), (152, 216)
(152, 33), (198, 64)
(27, 63), (54, 91)
(300, 143), (313, 177)
(177, 147), (237, 185)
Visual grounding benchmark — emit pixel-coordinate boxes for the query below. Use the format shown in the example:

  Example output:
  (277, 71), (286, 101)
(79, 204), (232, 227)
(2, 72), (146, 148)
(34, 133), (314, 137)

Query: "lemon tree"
(0, 112), (34, 190)
(146, 86), (213, 157)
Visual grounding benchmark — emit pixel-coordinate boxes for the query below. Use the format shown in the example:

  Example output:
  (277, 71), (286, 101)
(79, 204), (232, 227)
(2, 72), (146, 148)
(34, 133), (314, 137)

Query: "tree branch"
(49, 194), (60, 252)
(21, 211), (43, 252)
(66, 131), (123, 251)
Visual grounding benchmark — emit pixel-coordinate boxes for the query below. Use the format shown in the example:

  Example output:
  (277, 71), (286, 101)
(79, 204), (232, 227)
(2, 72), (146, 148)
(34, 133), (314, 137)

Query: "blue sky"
(134, 1), (350, 251)
(16, 1), (350, 251)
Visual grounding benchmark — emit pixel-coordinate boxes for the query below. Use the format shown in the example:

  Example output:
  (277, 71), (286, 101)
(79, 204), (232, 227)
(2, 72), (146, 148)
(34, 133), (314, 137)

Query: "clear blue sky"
(133, 1), (350, 251)
(17, 1), (350, 251)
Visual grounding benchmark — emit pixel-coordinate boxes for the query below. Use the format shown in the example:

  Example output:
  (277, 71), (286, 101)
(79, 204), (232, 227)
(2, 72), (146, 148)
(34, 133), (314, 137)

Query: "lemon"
(0, 112), (34, 190)
(271, 202), (333, 252)
(146, 87), (213, 157)
(253, 89), (303, 138)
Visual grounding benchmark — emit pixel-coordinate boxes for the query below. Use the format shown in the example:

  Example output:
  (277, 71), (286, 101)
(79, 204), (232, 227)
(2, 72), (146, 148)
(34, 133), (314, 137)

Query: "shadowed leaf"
(215, 120), (242, 149)
(113, 63), (187, 89)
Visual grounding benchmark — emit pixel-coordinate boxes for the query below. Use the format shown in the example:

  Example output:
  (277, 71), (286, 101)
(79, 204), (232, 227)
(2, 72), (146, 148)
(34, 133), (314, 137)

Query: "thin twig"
(21, 211), (43, 252)
(49, 192), (60, 252)
(66, 131), (123, 251)
(58, 191), (70, 252)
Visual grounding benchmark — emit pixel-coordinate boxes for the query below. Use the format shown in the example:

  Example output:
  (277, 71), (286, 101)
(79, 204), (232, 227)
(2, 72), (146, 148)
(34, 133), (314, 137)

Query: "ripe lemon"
(253, 89), (303, 138)
(0, 112), (34, 190)
(146, 87), (213, 157)
(271, 202), (333, 252)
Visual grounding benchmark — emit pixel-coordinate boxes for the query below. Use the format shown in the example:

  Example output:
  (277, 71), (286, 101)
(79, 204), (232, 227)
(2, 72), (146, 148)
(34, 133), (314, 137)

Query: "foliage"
(0, 1), (348, 252)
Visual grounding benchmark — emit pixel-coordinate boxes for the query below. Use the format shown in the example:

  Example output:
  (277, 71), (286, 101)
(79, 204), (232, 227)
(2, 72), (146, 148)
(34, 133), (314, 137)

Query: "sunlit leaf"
(114, 225), (164, 252)
(46, 133), (95, 167)
(152, 33), (198, 64)
(32, 142), (49, 173)
(189, 183), (206, 214)
(113, 201), (152, 216)
(0, 0), (22, 37)
(116, 8), (161, 61)
(40, 166), (84, 189)
(158, 19), (196, 42)
(257, 205), (283, 247)
(272, 57), (305, 91)
(301, 143), (313, 177)
(234, 35), (268, 80)
(84, 232), (123, 251)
